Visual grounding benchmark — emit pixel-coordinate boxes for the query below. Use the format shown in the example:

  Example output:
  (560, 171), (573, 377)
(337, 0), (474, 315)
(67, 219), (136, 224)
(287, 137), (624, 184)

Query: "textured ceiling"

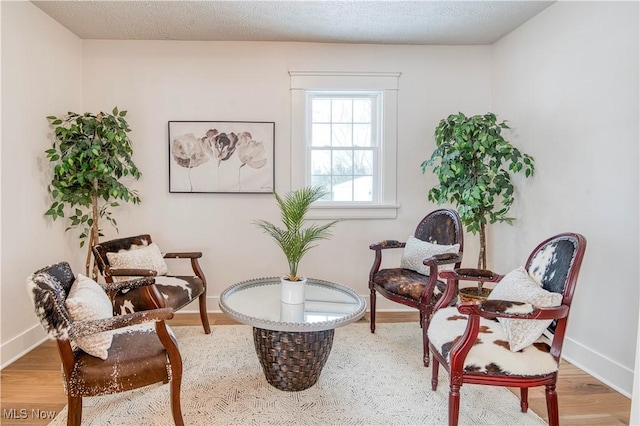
(31, 1), (554, 45)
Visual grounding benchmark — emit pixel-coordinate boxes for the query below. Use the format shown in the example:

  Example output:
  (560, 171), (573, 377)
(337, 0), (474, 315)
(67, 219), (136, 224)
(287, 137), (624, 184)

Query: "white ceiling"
(31, 1), (554, 45)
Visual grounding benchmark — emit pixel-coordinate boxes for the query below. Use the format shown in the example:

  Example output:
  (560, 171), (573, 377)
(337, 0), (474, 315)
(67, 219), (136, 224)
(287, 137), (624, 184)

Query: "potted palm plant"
(422, 112), (535, 300)
(254, 186), (339, 304)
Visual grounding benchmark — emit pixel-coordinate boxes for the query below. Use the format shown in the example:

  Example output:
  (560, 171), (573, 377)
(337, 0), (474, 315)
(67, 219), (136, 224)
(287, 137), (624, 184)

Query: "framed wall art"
(168, 121), (275, 193)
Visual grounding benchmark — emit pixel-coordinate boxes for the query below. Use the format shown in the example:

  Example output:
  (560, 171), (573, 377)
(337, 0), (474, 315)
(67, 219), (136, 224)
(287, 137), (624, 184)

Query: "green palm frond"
(254, 186), (339, 281)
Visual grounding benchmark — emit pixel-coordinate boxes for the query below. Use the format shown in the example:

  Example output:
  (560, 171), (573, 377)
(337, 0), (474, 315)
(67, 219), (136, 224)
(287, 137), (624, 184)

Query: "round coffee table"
(219, 277), (366, 391)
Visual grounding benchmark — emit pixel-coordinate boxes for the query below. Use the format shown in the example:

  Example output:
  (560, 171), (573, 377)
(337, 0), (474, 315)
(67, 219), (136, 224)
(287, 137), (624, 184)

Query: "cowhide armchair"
(27, 261), (184, 426)
(369, 209), (464, 366)
(92, 234), (210, 334)
(428, 232), (587, 426)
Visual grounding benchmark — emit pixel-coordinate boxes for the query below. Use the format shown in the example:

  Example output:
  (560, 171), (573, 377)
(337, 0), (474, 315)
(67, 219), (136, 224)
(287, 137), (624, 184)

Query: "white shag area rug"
(49, 323), (546, 425)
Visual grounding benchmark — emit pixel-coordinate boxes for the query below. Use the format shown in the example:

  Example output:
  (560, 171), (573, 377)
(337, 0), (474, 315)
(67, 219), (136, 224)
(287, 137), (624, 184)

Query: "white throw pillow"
(106, 242), (169, 277)
(400, 236), (460, 276)
(65, 274), (114, 359)
(488, 266), (563, 352)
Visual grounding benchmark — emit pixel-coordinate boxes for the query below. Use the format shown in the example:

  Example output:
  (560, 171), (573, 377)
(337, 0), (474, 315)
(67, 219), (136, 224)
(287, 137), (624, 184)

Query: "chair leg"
(369, 289), (377, 333)
(431, 357), (439, 391)
(198, 292), (211, 334)
(520, 388), (529, 412)
(422, 312), (430, 367)
(545, 383), (560, 426)
(171, 371), (184, 426)
(67, 396), (82, 426)
(448, 384), (461, 426)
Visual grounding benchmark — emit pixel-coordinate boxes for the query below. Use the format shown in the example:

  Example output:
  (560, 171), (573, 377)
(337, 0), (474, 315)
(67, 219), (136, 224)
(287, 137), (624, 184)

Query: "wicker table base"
(252, 327), (335, 391)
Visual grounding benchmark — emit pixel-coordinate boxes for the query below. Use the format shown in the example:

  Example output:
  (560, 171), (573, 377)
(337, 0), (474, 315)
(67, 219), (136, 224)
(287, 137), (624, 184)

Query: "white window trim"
(290, 71), (400, 219)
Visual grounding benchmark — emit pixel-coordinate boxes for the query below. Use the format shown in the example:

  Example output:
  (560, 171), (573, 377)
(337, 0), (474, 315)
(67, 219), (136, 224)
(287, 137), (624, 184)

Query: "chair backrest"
(93, 234), (154, 278)
(414, 209), (464, 253)
(26, 262), (76, 339)
(525, 232), (587, 341)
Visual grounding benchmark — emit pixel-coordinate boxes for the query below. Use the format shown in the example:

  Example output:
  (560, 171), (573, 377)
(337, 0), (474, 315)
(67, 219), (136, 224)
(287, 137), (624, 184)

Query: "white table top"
(219, 277), (366, 332)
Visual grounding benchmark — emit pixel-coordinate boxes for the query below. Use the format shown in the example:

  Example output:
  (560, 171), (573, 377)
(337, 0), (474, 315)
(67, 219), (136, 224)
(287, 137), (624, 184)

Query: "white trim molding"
(290, 71), (401, 220)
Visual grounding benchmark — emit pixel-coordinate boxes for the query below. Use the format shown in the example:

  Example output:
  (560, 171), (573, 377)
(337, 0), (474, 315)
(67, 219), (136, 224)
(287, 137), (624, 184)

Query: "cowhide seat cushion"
(69, 323), (171, 397)
(428, 306), (558, 376)
(114, 275), (204, 315)
(372, 268), (448, 302)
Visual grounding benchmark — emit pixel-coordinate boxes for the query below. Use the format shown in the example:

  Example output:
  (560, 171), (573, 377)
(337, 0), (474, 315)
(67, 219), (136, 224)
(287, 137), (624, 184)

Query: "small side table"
(219, 277), (366, 391)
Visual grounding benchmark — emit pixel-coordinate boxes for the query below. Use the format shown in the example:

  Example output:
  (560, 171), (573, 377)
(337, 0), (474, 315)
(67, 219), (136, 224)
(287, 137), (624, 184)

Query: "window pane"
(312, 99), (331, 122)
(353, 176), (373, 201)
(303, 90), (388, 206)
(332, 176), (353, 201)
(332, 150), (353, 175)
(310, 150), (331, 175)
(354, 150), (373, 175)
(310, 175), (332, 200)
(312, 123), (330, 146)
(332, 124), (352, 146)
(353, 99), (371, 123)
(353, 124), (371, 147)
(331, 99), (352, 123)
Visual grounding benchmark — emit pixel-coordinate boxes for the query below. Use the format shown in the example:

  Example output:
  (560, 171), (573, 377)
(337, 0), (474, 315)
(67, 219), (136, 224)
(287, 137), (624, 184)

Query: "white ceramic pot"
(280, 276), (306, 304)
(280, 301), (305, 322)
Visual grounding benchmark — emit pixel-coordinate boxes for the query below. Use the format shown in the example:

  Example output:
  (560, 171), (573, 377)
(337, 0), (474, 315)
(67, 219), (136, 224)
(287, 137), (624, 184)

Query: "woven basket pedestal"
(253, 327), (335, 391)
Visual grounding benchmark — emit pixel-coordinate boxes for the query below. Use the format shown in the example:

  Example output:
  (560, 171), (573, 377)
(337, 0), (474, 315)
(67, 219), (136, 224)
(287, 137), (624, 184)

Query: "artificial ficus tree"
(422, 112), (535, 294)
(45, 107), (141, 279)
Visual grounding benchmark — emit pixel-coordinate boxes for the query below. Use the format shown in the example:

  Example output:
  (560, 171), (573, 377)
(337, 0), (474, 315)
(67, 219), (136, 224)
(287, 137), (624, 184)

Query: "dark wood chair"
(92, 234), (210, 334)
(27, 261), (184, 426)
(428, 232), (587, 426)
(369, 208), (464, 366)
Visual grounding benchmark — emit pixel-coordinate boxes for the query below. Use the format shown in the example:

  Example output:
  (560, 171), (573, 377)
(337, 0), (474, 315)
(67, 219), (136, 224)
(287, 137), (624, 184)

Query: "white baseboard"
(562, 336), (634, 398)
(1, 324), (48, 369)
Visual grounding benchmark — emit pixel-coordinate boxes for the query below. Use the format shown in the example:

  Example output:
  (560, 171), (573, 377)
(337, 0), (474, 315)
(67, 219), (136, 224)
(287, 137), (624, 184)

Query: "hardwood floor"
(1, 312), (631, 425)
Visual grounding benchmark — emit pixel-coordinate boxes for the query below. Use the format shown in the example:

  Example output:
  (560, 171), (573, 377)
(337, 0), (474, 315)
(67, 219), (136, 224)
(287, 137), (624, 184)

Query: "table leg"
(252, 327), (335, 391)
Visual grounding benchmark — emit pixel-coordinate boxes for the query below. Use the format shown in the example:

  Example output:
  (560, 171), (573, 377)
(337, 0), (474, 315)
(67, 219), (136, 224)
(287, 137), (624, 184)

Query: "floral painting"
(168, 121), (274, 193)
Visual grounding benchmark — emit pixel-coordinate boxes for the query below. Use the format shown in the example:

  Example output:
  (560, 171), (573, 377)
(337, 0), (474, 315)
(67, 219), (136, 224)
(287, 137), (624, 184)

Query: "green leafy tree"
(422, 112), (534, 293)
(45, 107), (141, 279)
(254, 186), (339, 281)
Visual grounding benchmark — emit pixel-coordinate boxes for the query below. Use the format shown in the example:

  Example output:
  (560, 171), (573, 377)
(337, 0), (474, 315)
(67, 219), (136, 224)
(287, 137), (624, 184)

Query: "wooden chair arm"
(369, 240), (405, 251)
(68, 307), (175, 339)
(439, 268), (503, 282)
(457, 300), (570, 321)
(100, 276), (157, 293)
(163, 251), (202, 259)
(109, 268), (158, 277)
(423, 252), (462, 266)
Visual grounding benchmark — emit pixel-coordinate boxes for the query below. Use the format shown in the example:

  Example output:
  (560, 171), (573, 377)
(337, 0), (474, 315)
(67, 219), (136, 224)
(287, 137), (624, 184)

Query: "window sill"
(308, 204), (400, 220)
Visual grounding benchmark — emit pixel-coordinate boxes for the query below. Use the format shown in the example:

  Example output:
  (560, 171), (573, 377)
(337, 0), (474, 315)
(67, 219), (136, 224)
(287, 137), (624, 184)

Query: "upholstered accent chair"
(92, 234), (210, 334)
(368, 209), (464, 366)
(428, 232), (587, 426)
(27, 261), (184, 426)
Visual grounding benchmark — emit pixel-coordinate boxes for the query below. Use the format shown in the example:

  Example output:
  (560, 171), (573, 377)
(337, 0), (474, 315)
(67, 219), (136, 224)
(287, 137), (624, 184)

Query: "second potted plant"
(422, 112), (535, 300)
(254, 186), (339, 304)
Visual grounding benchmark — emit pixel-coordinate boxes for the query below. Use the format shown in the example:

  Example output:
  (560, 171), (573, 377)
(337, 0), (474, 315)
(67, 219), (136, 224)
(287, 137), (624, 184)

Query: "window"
(290, 72), (400, 219)
(308, 92), (380, 203)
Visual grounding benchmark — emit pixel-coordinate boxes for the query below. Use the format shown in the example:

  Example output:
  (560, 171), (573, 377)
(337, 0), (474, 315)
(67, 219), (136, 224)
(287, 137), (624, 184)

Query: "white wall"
(2, 0), (637, 406)
(491, 1), (639, 396)
(80, 41), (490, 300)
(0, 2), (83, 367)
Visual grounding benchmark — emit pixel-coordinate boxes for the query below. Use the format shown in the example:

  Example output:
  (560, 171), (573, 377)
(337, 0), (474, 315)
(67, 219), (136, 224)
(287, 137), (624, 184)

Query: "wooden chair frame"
(369, 209), (464, 366)
(93, 234), (211, 334)
(429, 233), (587, 426)
(28, 262), (184, 426)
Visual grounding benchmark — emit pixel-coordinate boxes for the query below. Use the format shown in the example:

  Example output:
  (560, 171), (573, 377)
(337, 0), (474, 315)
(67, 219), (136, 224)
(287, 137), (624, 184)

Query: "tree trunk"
(84, 179), (100, 280)
(477, 221), (487, 293)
